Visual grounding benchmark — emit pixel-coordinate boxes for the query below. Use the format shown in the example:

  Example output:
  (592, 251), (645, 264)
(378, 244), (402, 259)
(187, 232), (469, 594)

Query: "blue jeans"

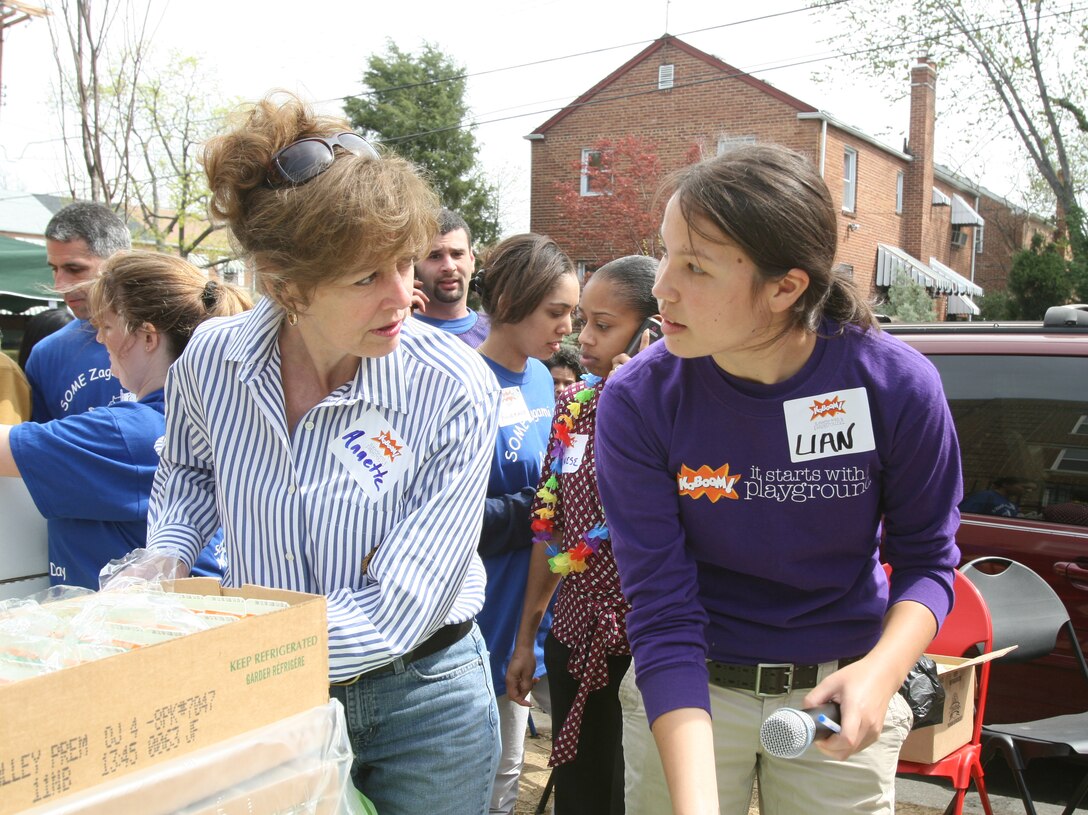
(330, 623), (500, 815)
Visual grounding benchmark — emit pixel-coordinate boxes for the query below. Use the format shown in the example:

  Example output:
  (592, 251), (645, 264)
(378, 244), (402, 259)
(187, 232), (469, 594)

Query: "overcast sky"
(0, 0), (1039, 234)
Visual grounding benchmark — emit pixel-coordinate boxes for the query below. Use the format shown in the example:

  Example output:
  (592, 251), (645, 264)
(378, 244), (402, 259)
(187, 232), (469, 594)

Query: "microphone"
(759, 703), (841, 759)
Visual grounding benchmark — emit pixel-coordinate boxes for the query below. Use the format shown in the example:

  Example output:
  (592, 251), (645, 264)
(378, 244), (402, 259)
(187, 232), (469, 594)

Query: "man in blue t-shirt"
(960, 476), (1034, 517)
(411, 208), (490, 348)
(26, 202), (131, 422)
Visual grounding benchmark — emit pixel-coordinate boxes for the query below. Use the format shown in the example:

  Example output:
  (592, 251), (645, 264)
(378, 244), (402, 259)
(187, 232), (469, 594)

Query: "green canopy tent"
(0, 234), (58, 314)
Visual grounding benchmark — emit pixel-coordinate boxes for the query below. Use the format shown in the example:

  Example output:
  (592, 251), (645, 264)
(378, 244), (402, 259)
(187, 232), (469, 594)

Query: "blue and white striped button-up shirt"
(147, 297), (500, 681)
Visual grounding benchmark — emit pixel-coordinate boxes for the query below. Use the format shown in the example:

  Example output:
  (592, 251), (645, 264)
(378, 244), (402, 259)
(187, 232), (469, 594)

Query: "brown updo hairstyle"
(474, 234), (575, 326)
(665, 143), (876, 337)
(88, 251), (253, 359)
(202, 92), (439, 310)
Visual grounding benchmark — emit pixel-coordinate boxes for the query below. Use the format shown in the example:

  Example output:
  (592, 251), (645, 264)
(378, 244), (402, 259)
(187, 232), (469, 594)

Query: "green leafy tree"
(978, 289), (1016, 321)
(817, 0), (1088, 273)
(129, 53), (231, 257)
(1007, 234), (1073, 319)
(344, 41), (500, 246)
(881, 275), (937, 322)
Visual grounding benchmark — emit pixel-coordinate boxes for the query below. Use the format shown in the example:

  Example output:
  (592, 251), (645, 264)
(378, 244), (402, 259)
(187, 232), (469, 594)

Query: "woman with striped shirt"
(132, 95), (503, 815)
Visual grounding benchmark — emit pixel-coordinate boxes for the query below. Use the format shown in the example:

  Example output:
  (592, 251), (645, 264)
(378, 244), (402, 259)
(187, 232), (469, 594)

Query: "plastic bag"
(898, 654), (945, 729)
(98, 547), (186, 591)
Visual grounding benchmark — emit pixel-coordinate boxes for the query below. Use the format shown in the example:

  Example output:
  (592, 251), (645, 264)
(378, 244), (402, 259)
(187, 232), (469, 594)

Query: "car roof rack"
(1043, 304), (1088, 327)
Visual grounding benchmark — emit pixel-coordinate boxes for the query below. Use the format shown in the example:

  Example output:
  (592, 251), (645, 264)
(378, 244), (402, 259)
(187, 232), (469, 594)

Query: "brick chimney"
(903, 57), (937, 261)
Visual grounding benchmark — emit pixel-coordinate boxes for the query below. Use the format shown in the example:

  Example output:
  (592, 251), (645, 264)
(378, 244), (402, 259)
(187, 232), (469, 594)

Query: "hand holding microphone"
(759, 702), (841, 759)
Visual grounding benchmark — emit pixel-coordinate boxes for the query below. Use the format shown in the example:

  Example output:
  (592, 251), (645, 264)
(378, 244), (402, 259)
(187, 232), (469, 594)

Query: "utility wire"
(3, 1), (1086, 201)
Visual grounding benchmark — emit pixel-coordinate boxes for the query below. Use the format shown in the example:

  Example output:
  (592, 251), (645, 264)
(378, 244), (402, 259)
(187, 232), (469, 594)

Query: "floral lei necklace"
(531, 373), (610, 576)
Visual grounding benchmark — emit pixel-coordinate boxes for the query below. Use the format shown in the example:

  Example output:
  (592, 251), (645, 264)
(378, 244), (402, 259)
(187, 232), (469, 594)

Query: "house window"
(974, 224), (985, 254)
(843, 147), (857, 213)
(1053, 448), (1088, 474)
(658, 64), (675, 90)
(580, 148), (609, 197)
(717, 135), (757, 155)
(895, 171), (904, 215)
(951, 227), (968, 248)
(1074, 415), (1088, 435)
(833, 262), (854, 279)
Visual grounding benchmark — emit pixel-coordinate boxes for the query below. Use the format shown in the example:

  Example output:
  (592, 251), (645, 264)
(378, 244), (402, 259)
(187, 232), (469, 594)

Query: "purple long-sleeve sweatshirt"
(595, 323), (961, 725)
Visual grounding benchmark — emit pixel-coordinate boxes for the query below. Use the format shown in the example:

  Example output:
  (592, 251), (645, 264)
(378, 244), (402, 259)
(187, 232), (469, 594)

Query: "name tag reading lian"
(783, 387), (876, 463)
(330, 410), (412, 501)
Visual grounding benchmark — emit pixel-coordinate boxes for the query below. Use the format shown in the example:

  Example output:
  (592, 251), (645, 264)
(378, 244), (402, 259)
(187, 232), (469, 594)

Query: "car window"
(927, 354), (1088, 525)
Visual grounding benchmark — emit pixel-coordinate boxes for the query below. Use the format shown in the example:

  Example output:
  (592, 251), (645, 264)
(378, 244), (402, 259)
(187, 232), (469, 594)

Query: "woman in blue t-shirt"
(0, 252), (251, 589)
(473, 233), (580, 815)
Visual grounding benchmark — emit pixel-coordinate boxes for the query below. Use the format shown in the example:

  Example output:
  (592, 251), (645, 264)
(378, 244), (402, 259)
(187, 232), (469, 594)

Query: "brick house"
(527, 35), (1048, 316)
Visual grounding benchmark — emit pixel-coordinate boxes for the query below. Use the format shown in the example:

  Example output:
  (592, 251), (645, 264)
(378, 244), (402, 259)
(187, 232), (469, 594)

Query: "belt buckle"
(754, 662), (793, 697)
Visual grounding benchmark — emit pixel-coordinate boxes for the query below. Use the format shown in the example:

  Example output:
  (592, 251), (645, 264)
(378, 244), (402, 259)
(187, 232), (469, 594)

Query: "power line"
(333, 2), (850, 102)
(371, 3), (1088, 145)
(3, 1), (1086, 201)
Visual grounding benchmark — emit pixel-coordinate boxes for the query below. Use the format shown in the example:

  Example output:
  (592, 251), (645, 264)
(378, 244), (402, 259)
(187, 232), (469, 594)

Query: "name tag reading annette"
(330, 410), (412, 501)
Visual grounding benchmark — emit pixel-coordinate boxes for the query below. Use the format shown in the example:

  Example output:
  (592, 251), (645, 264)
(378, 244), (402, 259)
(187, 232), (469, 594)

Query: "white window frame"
(843, 147), (858, 213)
(580, 148), (608, 197)
(895, 171), (904, 215)
(658, 64), (675, 90)
(717, 134), (757, 156)
(974, 224), (985, 254)
(1052, 447), (1088, 474)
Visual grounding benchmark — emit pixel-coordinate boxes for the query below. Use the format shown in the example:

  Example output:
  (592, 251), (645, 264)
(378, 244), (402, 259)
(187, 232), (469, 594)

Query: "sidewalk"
(514, 706), (1075, 814)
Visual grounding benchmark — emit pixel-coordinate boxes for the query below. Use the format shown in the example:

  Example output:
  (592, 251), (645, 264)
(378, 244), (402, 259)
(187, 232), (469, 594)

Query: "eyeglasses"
(267, 132), (379, 186)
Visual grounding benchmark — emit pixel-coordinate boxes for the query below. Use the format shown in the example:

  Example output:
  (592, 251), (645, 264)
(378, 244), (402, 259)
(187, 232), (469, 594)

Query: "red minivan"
(887, 305), (1088, 723)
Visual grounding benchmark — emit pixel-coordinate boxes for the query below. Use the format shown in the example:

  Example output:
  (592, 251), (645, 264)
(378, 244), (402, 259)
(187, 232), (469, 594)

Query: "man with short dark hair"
(412, 208), (490, 348)
(26, 202), (131, 421)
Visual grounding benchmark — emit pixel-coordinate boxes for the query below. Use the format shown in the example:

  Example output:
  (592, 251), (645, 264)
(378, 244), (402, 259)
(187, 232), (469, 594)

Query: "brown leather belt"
(707, 655), (862, 697)
(331, 621), (473, 686)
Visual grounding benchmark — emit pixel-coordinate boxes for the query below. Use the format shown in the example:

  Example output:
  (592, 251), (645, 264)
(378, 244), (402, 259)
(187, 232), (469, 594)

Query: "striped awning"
(947, 294), (981, 315)
(875, 245), (983, 296)
(875, 244), (947, 291)
(951, 194), (985, 227)
(932, 188), (951, 206)
(930, 257), (984, 297)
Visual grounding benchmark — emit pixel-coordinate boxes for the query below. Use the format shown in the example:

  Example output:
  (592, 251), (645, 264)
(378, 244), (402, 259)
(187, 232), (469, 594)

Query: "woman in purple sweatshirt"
(595, 144), (962, 815)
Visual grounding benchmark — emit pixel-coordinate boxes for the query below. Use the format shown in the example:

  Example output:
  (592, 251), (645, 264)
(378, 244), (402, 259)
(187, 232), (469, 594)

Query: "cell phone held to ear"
(625, 316), (663, 357)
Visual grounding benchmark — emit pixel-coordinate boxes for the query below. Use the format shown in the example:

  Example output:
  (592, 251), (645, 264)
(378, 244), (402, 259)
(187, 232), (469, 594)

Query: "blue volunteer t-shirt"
(412, 311), (490, 349)
(475, 356), (555, 696)
(25, 318), (127, 422)
(10, 389), (228, 588)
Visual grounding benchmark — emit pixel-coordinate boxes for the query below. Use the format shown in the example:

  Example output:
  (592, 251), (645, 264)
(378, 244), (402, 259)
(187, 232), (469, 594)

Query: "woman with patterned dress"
(507, 255), (658, 815)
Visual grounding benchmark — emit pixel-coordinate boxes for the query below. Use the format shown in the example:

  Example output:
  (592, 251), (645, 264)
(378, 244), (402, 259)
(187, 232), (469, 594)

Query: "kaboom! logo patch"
(677, 464), (741, 502)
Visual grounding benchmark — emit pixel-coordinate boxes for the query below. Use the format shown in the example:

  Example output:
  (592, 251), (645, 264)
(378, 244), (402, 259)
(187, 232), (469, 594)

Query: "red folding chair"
(887, 564), (996, 815)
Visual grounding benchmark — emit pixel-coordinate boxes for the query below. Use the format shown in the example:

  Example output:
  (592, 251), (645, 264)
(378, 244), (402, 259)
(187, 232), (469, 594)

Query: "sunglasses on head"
(267, 132), (379, 187)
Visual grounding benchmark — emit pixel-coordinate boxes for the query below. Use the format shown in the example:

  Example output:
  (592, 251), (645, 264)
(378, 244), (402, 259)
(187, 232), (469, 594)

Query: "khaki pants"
(619, 662), (913, 815)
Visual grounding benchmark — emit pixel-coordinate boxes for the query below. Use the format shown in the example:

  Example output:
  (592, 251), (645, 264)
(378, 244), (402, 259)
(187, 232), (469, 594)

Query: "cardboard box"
(899, 646), (1016, 763)
(0, 578), (328, 815)
(21, 701), (353, 815)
